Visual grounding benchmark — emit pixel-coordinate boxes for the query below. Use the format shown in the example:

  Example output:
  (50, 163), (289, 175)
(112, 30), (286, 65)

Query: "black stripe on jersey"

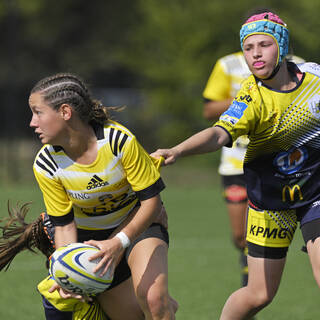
(136, 178), (166, 201)
(119, 134), (128, 153)
(113, 130), (122, 156)
(44, 147), (58, 169)
(109, 128), (129, 156)
(109, 128), (115, 154)
(48, 209), (74, 226)
(53, 145), (63, 152)
(39, 152), (57, 173)
(36, 160), (54, 176)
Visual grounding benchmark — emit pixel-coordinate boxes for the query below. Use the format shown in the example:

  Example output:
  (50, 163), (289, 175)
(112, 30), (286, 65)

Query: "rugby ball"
(49, 242), (114, 295)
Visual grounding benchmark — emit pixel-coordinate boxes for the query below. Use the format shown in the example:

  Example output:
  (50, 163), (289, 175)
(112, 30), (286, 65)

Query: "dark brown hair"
(30, 73), (110, 125)
(0, 202), (54, 271)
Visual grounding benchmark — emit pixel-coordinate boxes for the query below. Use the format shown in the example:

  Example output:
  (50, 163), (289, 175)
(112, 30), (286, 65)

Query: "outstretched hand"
(150, 148), (179, 166)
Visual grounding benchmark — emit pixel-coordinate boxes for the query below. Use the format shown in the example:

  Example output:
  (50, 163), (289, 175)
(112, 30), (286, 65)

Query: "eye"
(32, 108), (41, 115)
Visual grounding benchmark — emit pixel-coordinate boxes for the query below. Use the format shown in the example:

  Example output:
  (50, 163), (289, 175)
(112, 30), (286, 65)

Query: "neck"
(60, 121), (98, 164)
(260, 62), (298, 91)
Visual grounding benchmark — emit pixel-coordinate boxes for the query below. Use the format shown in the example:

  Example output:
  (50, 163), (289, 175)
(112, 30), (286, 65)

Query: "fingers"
(84, 240), (103, 261)
(99, 260), (114, 277)
(48, 282), (60, 293)
(49, 282), (92, 302)
(150, 151), (162, 158)
(164, 155), (176, 165)
(84, 239), (99, 248)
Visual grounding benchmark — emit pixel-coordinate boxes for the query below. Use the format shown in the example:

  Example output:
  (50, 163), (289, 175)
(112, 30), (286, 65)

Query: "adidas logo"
(86, 175), (109, 190)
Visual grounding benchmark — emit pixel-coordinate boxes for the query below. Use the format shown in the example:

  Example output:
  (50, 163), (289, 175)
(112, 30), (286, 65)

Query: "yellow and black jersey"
(33, 120), (164, 230)
(215, 62), (320, 210)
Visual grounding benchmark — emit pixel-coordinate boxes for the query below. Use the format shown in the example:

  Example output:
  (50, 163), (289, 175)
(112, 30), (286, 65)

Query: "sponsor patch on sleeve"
(220, 101), (248, 125)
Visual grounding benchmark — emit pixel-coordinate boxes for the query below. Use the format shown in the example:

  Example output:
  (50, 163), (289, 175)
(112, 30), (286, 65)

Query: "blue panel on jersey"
(222, 101), (248, 119)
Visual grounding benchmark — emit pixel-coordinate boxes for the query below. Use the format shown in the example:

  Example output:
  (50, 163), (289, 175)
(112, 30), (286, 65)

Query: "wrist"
(115, 231), (131, 249)
(172, 146), (182, 158)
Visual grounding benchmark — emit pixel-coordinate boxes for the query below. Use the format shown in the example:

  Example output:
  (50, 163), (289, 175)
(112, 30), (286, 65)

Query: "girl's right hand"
(84, 237), (124, 277)
(150, 148), (178, 165)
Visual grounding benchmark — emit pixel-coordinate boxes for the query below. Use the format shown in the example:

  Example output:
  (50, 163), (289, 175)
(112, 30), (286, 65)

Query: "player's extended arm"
(151, 126), (230, 165)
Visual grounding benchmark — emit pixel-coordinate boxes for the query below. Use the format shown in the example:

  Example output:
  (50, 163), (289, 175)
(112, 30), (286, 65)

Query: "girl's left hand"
(84, 237), (124, 277)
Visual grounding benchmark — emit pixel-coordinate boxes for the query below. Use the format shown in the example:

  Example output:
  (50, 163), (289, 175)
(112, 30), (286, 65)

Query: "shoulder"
(297, 62), (320, 77)
(236, 75), (259, 100)
(33, 144), (59, 177)
(103, 120), (135, 156)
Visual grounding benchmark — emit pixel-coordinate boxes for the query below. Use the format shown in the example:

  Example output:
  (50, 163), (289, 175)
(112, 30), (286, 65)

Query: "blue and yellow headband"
(240, 13), (289, 64)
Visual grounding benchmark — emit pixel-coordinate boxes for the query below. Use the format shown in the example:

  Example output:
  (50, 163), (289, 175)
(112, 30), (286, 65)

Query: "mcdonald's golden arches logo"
(282, 184), (303, 202)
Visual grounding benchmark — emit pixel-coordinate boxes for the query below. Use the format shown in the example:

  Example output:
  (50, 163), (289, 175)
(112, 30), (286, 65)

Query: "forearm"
(117, 195), (162, 242)
(54, 220), (78, 248)
(173, 126), (229, 157)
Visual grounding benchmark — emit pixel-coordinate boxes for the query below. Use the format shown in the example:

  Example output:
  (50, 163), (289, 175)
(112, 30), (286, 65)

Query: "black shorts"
(77, 223), (169, 290)
(221, 174), (248, 204)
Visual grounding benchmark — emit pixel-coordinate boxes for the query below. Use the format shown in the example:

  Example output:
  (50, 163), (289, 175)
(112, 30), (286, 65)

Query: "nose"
(252, 45), (262, 58)
(29, 114), (37, 128)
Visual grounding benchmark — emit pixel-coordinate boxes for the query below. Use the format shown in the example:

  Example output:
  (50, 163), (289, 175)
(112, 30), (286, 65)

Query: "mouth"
(35, 131), (44, 139)
(253, 61), (265, 68)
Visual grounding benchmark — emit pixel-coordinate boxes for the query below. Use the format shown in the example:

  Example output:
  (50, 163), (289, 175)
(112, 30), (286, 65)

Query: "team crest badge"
(273, 147), (308, 174)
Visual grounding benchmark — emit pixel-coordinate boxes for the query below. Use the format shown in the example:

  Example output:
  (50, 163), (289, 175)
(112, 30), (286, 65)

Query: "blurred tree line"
(0, 0), (319, 182)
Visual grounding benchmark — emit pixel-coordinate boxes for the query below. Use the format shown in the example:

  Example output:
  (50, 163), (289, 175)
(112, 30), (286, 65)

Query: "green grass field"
(0, 157), (319, 319)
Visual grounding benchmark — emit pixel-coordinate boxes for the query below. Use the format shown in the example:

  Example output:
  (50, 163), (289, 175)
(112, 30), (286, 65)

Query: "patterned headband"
(240, 12), (289, 64)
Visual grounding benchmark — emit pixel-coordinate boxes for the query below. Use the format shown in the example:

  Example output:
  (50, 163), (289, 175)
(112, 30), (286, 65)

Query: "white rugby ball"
(49, 242), (114, 295)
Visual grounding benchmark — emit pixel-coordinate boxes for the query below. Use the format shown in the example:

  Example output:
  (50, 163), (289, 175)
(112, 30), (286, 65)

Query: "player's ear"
(59, 104), (73, 120)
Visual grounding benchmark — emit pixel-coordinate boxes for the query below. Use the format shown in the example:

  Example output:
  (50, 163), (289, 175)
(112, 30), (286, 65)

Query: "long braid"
(0, 202), (54, 271)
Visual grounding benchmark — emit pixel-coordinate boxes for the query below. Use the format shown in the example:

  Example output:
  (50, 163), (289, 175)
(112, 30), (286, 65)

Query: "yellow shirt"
(33, 120), (164, 230)
(215, 62), (320, 210)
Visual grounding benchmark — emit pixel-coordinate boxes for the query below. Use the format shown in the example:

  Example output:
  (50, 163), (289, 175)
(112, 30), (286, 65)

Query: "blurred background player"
(203, 51), (251, 287)
(202, 45), (304, 289)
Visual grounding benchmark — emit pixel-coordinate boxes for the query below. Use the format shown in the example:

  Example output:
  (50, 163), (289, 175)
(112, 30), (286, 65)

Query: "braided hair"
(0, 202), (55, 271)
(30, 73), (110, 125)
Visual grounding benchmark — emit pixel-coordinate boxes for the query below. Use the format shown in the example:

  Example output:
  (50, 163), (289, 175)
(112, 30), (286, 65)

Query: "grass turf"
(0, 158), (319, 319)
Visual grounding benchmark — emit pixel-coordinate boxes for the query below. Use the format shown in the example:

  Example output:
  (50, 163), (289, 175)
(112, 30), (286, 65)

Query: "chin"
(254, 71), (272, 80)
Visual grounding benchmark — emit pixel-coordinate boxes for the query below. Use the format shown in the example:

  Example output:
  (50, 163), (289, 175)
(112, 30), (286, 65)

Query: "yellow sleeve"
(33, 163), (73, 217)
(121, 137), (162, 192)
(215, 77), (259, 144)
(203, 59), (232, 101)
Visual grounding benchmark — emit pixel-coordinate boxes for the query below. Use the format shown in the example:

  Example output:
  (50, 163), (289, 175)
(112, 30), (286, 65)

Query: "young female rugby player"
(29, 73), (178, 320)
(152, 11), (320, 319)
